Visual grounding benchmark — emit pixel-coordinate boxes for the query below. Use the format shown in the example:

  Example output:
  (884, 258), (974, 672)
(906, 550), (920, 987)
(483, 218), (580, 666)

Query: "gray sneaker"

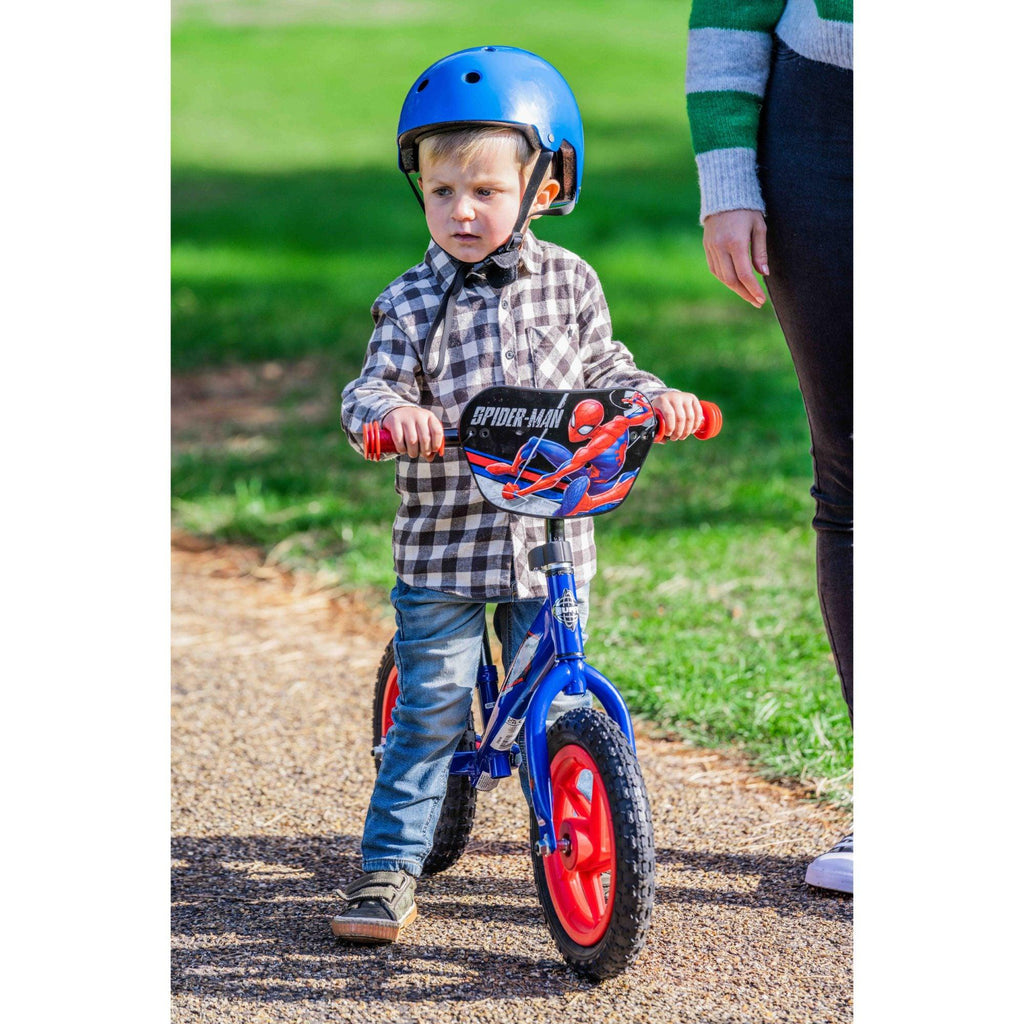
(805, 832), (853, 893)
(330, 870), (418, 944)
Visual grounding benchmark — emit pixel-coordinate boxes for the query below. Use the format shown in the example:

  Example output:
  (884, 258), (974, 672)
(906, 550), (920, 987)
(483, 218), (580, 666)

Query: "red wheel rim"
(381, 665), (399, 736)
(543, 744), (615, 945)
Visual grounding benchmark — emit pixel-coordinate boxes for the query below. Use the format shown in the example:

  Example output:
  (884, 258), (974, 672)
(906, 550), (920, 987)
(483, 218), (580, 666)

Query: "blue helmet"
(397, 46), (584, 214)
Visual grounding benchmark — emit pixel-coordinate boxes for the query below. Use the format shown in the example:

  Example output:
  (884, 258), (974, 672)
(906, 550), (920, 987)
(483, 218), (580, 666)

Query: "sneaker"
(330, 870), (418, 944)
(805, 832), (853, 893)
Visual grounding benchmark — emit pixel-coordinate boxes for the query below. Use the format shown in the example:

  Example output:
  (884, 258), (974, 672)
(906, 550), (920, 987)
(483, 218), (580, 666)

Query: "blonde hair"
(418, 126), (538, 173)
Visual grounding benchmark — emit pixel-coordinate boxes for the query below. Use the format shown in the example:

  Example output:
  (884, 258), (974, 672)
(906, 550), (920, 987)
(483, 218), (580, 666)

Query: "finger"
(673, 407), (688, 440)
(676, 405), (692, 440)
(734, 262), (766, 306)
(414, 421), (432, 458)
(659, 405), (677, 440)
(404, 422), (420, 459)
(669, 399), (691, 440)
(718, 253), (752, 305)
(712, 251), (734, 293)
(428, 417), (445, 456)
(707, 239), (732, 289)
(686, 401), (702, 438)
(723, 253), (766, 307)
(704, 236), (719, 278)
(677, 409), (692, 440)
(752, 218), (769, 276)
(388, 420), (408, 455)
(725, 246), (766, 307)
(712, 246), (749, 302)
(678, 400), (695, 440)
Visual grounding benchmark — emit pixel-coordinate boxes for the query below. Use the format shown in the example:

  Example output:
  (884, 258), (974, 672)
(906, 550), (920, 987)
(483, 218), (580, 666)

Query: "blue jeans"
(361, 579), (590, 876)
(759, 39), (853, 722)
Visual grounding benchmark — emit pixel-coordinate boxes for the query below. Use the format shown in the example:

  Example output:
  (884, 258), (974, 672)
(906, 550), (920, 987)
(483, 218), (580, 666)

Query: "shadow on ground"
(171, 833), (851, 1004)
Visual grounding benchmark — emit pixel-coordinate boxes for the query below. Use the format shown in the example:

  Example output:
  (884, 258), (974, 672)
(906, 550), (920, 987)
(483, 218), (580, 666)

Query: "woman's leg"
(759, 40), (854, 722)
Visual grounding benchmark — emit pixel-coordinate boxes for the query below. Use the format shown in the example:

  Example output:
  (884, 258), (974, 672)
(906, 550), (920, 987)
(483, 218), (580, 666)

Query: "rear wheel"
(530, 708), (655, 980)
(372, 641), (477, 876)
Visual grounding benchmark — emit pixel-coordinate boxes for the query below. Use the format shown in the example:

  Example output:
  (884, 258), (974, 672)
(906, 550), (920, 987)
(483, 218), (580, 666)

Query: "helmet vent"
(416, 78), (429, 92)
(463, 71), (481, 83)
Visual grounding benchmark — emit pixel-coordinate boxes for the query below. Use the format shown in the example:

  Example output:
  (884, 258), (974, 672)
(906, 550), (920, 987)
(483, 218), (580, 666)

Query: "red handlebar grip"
(653, 411), (667, 444)
(362, 421), (392, 461)
(653, 400), (723, 443)
(694, 401), (723, 440)
(362, 422), (445, 460)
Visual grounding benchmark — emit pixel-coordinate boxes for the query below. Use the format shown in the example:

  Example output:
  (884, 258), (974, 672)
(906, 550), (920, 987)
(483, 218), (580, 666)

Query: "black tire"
(530, 707), (655, 980)
(372, 640), (477, 876)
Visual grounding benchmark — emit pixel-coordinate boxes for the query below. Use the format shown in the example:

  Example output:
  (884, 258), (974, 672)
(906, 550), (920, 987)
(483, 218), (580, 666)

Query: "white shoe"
(805, 832), (853, 893)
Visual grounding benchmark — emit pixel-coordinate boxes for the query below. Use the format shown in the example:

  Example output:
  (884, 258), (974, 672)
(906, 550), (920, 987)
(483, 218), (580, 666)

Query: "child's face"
(419, 139), (532, 263)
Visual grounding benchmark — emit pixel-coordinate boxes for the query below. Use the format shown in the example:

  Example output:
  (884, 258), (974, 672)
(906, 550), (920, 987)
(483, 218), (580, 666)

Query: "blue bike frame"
(447, 522), (637, 857)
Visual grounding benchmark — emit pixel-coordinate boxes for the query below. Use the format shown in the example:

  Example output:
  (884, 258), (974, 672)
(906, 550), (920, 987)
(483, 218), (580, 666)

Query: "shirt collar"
(423, 241), (463, 291)
(423, 230), (543, 290)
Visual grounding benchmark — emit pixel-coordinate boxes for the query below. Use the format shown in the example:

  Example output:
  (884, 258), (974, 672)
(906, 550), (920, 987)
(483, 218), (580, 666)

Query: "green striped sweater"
(685, 0), (853, 222)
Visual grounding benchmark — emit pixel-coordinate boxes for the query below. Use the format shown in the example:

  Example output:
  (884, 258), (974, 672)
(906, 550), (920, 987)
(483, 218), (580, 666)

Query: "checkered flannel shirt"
(341, 231), (669, 600)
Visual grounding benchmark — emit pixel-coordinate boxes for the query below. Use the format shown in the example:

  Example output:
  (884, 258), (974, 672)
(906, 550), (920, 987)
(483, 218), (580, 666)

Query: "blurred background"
(171, 0), (852, 805)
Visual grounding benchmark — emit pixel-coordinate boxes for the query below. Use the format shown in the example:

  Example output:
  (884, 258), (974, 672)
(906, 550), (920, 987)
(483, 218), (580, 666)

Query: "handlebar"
(363, 400), (722, 461)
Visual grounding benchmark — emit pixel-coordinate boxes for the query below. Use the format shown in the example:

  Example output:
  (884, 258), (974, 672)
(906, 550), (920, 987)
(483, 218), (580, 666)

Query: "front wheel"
(372, 640), (477, 876)
(530, 708), (655, 980)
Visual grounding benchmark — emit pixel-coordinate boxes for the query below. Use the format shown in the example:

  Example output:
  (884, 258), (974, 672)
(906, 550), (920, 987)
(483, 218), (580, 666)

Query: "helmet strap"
(482, 149), (554, 285)
(404, 171), (426, 212)
(422, 149), (554, 379)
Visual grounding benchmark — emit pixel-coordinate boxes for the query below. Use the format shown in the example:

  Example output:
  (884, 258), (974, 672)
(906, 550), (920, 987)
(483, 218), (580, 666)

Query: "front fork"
(525, 659), (636, 856)
(521, 522), (636, 857)
(451, 521), (638, 856)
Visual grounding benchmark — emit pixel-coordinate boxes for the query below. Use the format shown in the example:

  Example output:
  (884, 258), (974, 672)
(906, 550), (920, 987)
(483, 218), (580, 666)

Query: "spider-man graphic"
(485, 391), (654, 516)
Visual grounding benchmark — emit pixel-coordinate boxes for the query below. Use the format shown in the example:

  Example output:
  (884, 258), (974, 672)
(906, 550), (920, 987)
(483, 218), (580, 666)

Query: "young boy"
(333, 46), (705, 944)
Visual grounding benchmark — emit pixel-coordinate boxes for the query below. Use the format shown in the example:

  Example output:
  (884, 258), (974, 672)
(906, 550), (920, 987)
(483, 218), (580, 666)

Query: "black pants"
(759, 40), (853, 722)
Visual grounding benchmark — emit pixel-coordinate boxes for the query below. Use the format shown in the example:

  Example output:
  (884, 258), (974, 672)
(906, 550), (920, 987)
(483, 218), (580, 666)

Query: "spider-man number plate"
(459, 386), (659, 519)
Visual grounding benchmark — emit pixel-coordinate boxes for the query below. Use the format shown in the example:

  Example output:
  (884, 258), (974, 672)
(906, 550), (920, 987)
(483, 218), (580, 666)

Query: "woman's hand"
(381, 406), (445, 460)
(702, 209), (769, 308)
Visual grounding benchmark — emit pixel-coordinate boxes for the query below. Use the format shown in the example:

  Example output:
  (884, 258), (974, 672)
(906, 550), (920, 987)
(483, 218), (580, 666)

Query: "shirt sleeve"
(340, 301), (424, 458)
(685, 0), (786, 222)
(575, 262), (668, 399)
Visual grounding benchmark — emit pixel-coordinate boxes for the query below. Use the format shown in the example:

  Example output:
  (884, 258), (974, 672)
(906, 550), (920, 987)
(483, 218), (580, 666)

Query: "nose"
(452, 193), (475, 222)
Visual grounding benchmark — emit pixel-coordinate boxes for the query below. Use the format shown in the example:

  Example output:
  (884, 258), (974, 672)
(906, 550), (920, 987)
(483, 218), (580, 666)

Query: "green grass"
(171, 1), (852, 806)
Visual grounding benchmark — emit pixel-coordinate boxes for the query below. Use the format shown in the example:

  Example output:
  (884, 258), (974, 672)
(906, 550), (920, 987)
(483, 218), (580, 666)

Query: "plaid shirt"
(341, 231), (668, 600)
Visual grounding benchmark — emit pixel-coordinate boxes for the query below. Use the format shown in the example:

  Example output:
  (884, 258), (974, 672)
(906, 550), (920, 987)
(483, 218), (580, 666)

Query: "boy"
(333, 46), (704, 944)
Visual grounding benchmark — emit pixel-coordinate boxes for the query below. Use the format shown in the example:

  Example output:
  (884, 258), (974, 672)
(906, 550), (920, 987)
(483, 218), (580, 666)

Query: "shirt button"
(504, 350), (514, 361)
(501, 299), (509, 309)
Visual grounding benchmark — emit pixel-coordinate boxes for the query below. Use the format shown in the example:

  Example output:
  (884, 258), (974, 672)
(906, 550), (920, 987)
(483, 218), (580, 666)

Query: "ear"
(529, 179), (562, 217)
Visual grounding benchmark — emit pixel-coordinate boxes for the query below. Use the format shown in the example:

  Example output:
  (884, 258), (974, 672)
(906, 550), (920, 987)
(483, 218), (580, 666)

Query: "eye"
(576, 423), (593, 435)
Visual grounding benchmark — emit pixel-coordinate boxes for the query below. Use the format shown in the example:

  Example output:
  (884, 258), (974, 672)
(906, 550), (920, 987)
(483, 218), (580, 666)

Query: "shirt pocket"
(527, 323), (585, 390)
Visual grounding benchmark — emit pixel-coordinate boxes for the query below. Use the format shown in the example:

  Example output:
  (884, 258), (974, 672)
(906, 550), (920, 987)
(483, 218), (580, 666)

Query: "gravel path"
(171, 540), (852, 1023)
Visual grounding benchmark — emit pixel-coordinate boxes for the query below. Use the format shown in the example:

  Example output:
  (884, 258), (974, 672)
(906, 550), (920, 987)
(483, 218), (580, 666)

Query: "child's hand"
(381, 406), (446, 460)
(653, 390), (704, 441)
